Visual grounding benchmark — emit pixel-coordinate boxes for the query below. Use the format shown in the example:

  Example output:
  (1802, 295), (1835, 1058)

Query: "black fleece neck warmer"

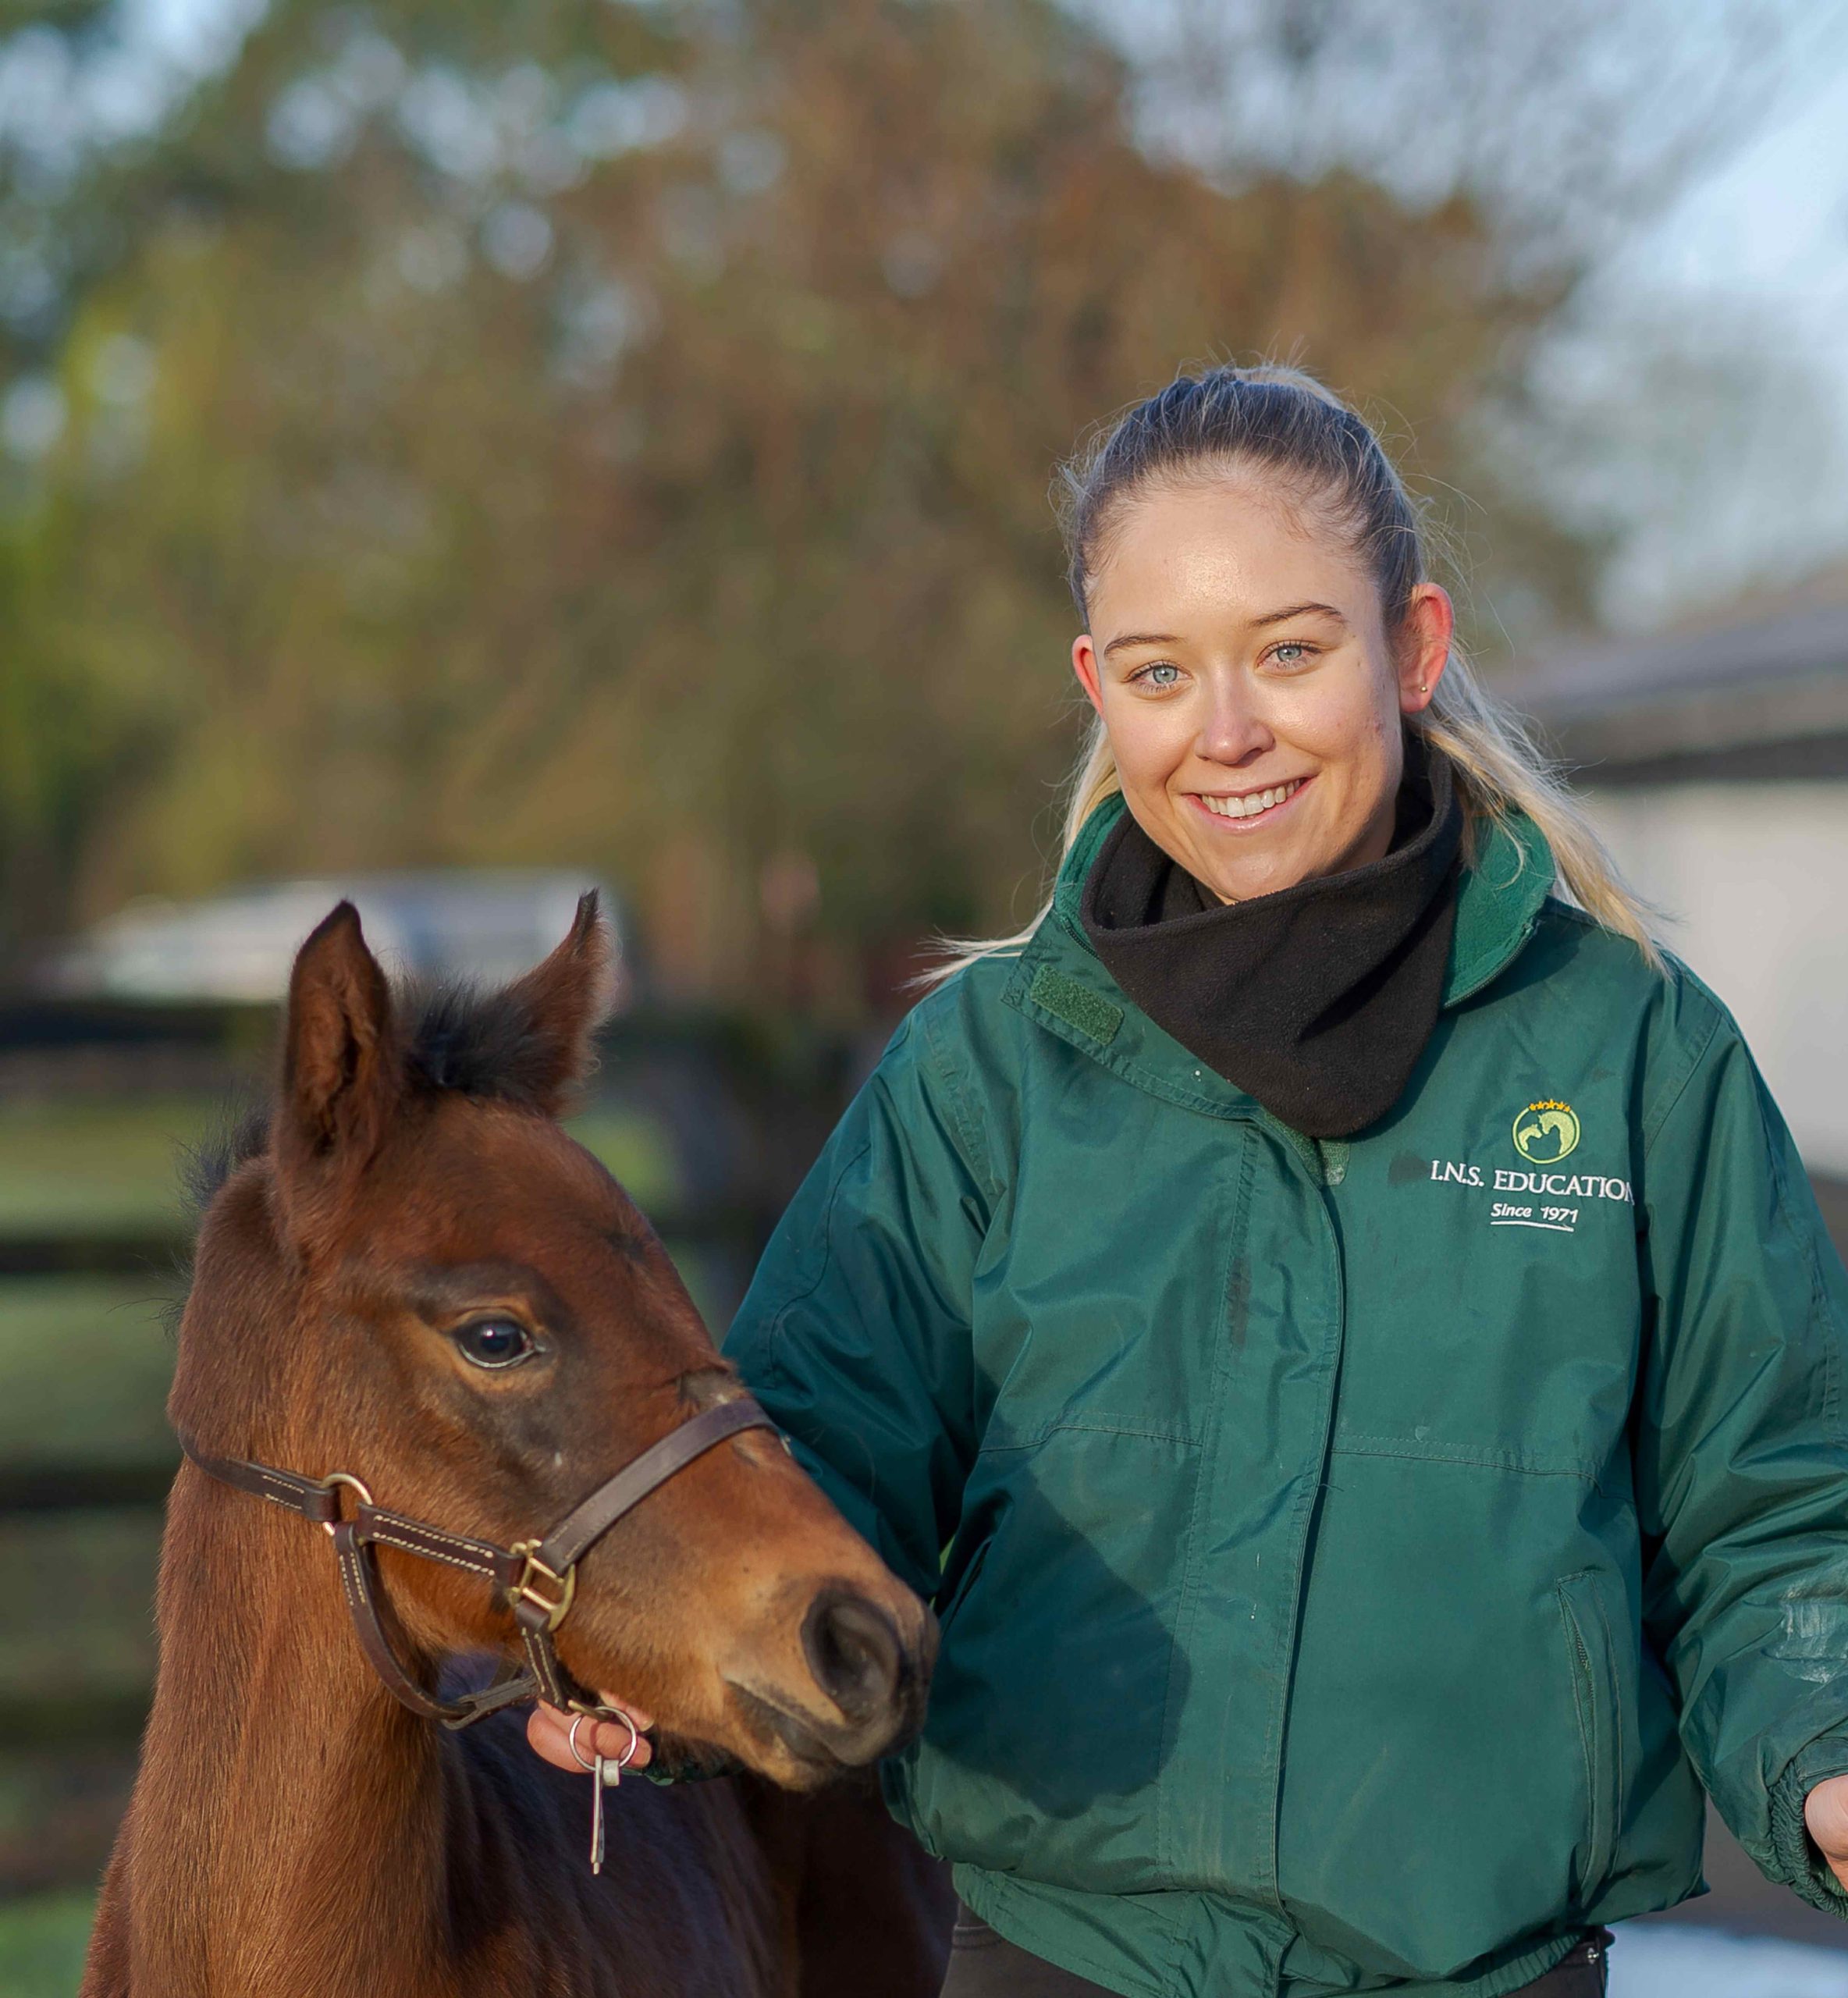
(1078, 735), (1464, 1138)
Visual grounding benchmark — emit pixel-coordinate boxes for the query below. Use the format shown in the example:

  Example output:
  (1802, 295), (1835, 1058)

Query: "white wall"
(1581, 783), (1848, 1177)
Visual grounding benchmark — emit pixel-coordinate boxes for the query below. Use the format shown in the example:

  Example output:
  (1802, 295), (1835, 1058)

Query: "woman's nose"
(1196, 684), (1274, 765)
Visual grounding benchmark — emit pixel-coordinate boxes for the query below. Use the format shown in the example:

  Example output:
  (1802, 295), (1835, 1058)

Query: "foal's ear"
(496, 891), (617, 1116)
(276, 902), (400, 1192)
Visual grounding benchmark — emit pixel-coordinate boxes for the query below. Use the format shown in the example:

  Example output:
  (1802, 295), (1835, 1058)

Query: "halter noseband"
(178, 1396), (781, 1730)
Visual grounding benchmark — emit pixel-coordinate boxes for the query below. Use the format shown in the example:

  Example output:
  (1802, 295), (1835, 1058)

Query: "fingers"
(526, 1698), (656, 1774)
(1806, 1772), (1848, 1857)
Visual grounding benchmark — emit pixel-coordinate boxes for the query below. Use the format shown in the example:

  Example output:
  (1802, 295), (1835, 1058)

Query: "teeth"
(1202, 779), (1300, 820)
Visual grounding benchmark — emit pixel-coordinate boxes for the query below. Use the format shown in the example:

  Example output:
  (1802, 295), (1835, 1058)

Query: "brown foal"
(81, 895), (950, 1997)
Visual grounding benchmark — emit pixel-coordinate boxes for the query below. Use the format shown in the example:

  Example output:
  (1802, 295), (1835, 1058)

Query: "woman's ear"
(489, 891), (617, 1118)
(274, 901), (401, 1229)
(1071, 634), (1106, 717)
(1396, 585), (1454, 714)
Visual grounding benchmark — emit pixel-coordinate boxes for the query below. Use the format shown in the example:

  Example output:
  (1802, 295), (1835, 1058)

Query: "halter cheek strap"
(178, 1396), (781, 1730)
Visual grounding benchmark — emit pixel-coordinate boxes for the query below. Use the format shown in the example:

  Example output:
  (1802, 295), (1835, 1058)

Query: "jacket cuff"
(1768, 1732), (1848, 1915)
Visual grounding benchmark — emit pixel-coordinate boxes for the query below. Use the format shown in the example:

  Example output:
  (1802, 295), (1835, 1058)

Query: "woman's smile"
(1185, 773), (1312, 830)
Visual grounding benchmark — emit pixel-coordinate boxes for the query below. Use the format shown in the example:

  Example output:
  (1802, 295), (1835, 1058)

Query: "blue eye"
(1270, 642), (1313, 667)
(1135, 662), (1182, 688)
(453, 1317), (535, 1370)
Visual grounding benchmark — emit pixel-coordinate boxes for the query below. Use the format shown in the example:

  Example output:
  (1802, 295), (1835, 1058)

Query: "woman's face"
(1070, 477), (1452, 905)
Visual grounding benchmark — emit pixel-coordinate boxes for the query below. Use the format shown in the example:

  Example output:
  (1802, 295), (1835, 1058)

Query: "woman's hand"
(527, 1698), (656, 1776)
(1804, 1773), (1848, 1890)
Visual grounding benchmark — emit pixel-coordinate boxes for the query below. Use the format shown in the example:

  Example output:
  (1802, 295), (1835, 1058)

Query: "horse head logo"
(1512, 1099), (1580, 1164)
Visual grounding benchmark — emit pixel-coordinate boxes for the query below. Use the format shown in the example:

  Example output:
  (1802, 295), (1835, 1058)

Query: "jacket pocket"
(1557, 1571), (1622, 1898)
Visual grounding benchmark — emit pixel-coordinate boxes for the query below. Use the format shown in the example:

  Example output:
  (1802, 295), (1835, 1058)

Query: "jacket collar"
(1002, 789), (1555, 1125)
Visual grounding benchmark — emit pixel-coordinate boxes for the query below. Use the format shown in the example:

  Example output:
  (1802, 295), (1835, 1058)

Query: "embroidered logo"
(1512, 1099), (1580, 1164)
(1426, 1098), (1627, 1233)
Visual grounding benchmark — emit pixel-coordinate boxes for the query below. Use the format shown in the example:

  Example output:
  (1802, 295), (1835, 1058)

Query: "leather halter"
(178, 1396), (780, 1730)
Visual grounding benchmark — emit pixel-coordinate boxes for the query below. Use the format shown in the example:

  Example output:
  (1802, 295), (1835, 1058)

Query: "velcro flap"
(1029, 964), (1123, 1047)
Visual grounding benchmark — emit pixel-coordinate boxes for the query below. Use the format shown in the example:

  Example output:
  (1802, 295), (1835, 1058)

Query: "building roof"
(1510, 599), (1848, 783)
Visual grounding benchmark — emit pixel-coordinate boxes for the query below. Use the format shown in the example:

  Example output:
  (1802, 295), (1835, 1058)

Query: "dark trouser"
(937, 1908), (1614, 1997)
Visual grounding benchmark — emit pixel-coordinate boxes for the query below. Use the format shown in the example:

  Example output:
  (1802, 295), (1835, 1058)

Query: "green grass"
(0, 1100), (215, 1236)
(0, 1891), (94, 1997)
(0, 1097), (678, 1239)
(0, 1281), (178, 1472)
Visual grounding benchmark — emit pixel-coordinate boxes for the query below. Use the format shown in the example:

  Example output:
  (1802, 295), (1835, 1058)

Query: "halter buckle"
(508, 1541), (577, 1630)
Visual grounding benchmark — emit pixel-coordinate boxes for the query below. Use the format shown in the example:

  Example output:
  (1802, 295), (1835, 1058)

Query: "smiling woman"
(535, 364), (1848, 1998)
(716, 364), (1848, 1998)
(937, 364), (1662, 976)
(914, 367), (1665, 1143)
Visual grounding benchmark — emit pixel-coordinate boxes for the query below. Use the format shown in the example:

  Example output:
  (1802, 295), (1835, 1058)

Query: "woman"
(535, 365), (1848, 1996)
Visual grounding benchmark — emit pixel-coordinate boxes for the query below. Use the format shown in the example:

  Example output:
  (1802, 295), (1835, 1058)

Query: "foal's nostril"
(801, 1587), (903, 1725)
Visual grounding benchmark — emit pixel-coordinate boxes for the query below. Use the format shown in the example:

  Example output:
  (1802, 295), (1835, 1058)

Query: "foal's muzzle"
(732, 1580), (935, 1773)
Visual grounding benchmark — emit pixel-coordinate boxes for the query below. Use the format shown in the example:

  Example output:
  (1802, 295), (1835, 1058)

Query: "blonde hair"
(918, 363), (1662, 986)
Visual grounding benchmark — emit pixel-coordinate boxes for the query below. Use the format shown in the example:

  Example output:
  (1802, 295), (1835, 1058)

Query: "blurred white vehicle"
(43, 869), (629, 1006)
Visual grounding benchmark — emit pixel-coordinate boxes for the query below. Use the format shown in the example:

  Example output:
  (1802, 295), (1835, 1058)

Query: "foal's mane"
(180, 974), (591, 1219)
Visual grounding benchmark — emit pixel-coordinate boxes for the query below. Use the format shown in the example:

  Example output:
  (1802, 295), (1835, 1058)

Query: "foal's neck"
(125, 1463), (459, 1997)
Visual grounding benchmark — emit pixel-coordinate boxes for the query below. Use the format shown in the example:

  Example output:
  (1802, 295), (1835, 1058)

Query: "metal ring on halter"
(567, 1708), (641, 1774)
(315, 1470), (375, 1540)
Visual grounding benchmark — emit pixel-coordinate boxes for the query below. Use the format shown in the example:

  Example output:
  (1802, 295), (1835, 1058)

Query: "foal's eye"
(453, 1317), (536, 1370)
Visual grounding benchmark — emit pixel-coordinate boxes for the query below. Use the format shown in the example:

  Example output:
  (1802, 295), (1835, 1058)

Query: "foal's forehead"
(368, 1101), (671, 1303)
(408, 1093), (634, 1222)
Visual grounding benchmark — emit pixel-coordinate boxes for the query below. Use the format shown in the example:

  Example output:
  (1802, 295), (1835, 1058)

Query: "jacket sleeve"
(1634, 979), (1848, 1913)
(720, 997), (990, 1604)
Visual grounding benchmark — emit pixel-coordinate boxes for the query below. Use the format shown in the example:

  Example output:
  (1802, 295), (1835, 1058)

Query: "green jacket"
(722, 792), (1848, 1998)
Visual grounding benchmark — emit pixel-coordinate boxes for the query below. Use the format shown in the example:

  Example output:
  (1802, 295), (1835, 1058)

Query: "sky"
(1567, 32), (1848, 627)
(1650, 55), (1848, 314)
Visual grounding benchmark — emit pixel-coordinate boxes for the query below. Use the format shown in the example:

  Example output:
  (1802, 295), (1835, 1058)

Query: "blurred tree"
(0, 0), (1804, 1007)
